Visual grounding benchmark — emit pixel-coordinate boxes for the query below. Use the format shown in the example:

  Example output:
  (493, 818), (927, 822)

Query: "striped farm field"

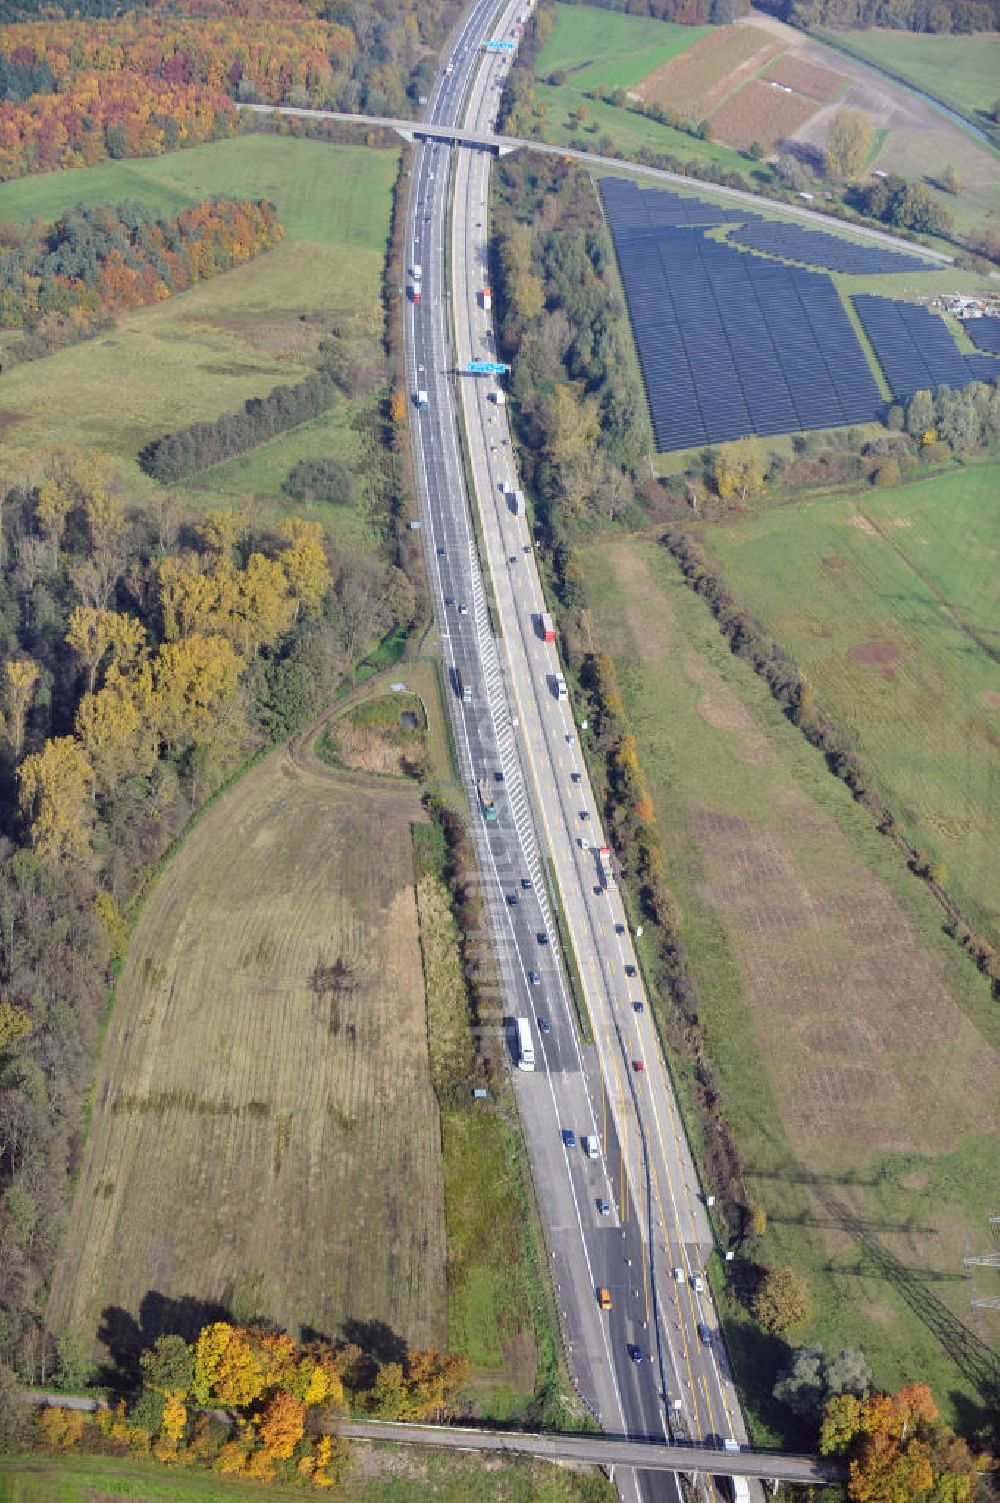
(709, 78), (817, 150)
(634, 25), (781, 117)
(48, 732), (448, 1360)
(763, 53), (846, 102)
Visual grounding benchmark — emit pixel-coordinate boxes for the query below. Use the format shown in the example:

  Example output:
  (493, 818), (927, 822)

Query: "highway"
(403, 7), (750, 1502)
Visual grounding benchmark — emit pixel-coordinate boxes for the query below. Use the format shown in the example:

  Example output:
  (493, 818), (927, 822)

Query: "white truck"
(582, 1134), (600, 1160)
(515, 1016), (535, 1071)
(512, 489), (526, 517)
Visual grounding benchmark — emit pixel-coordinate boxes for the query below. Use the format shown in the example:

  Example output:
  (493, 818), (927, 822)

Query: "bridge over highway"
(238, 102), (953, 266)
(339, 1419), (846, 1484)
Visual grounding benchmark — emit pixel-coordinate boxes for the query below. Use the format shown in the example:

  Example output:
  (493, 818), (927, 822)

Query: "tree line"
(492, 155), (648, 601)
(139, 357), (352, 485)
(0, 197), (282, 362)
(0, 448), (419, 1394)
(781, 0), (997, 34)
(5, 1319), (469, 1489)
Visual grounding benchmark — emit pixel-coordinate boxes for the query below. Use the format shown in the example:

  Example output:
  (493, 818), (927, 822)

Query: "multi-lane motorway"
(405, 6), (751, 1500)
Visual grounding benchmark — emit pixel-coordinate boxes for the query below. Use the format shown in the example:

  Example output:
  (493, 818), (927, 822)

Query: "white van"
(583, 1135), (600, 1160)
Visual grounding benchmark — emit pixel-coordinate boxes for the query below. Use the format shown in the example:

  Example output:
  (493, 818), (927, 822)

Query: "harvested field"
(582, 534), (1000, 1432)
(763, 54), (845, 102)
(48, 734), (447, 1361)
(708, 78), (818, 150)
(635, 25), (781, 119)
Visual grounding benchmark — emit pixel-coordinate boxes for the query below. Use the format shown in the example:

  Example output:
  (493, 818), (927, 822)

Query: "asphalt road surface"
(402, 7), (753, 1501)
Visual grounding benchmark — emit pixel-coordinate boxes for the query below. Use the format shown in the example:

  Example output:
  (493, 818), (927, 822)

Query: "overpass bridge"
(238, 102), (952, 265)
(339, 1419), (847, 1485)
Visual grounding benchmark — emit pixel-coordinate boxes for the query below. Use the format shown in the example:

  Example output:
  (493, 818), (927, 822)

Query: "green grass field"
(709, 462), (1000, 950)
(819, 27), (1000, 125)
(536, 3), (708, 91)
(0, 1450), (614, 1503)
(530, 85), (766, 179)
(580, 534), (1000, 1439)
(0, 134), (398, 545)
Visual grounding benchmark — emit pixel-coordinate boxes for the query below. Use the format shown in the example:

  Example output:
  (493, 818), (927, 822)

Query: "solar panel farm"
(599, 179), (1000, 455)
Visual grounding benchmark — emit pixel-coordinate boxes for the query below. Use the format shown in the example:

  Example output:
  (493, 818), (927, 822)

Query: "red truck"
(538, 611), (556, 643)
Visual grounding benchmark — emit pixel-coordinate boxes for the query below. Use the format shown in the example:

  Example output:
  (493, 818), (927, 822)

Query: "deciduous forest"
(0, 197), (282, 360)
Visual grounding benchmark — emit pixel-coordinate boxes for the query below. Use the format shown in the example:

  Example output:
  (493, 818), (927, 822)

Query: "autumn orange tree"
(820, 1384), (984, 1503)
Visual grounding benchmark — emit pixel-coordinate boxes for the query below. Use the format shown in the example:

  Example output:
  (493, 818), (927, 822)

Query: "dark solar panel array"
(601, 180), (883, 453)
(964, 318), (1000, 354)
(728, 220), (934, 274)
(600, 176), (752, 229)
(853, 296), (1000, 401)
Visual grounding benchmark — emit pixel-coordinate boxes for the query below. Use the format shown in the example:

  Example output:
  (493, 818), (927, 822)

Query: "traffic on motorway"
(404, 5), (753, 1500)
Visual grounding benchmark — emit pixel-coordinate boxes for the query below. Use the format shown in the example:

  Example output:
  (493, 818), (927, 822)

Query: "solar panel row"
(853, 296), (1000, 401)
(602, 183), (884, 453)
(728, 220), (934, 275)
(963, 318), (1000, 354)
(600, 176), (749, 229)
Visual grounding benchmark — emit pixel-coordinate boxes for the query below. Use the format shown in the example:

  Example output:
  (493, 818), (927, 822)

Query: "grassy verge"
(543, 858), (594, 1046)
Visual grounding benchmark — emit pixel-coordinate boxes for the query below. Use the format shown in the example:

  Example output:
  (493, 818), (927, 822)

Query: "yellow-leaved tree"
(2, 658), (40, 761)
(279, 518), (330, 619)
(191, 1323), (264, 1408)
(18, 736), (94, 860)
(152, 634), (242, 750)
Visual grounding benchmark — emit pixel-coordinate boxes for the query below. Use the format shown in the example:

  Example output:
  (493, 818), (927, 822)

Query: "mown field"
(47, 729), (448, 1360)
(0, 134), (398, 545)
(0, 1449), (615, 1503)
(819, 27), (1000, 125)
(709, 462), (1000, 951)
(536, 3), (709, 90)
(580, 534), (1000, 1435)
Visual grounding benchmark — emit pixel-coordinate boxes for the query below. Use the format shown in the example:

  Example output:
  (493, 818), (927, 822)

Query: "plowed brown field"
(764, 53), (846, 101)
(48, 735), (447, 1360)
(709, 78), (818, 150)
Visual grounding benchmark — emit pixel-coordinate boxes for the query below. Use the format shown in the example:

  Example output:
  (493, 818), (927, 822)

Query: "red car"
(632, 1059), (644, 1073)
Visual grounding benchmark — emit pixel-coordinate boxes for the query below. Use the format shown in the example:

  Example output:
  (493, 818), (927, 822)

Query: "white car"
(692, 1273), (704, 1293)
(673, 1266), (685, 1283)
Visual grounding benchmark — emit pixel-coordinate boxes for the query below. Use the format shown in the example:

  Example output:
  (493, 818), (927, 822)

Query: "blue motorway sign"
(467, 361), (510, 374)
(485, 39), (515, 51)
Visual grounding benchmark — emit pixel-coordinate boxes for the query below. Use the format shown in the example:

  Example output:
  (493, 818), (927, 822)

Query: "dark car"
(562, 1129), (576, 1149)
(521, 877), (533, 891)
(627, 1344), (644, 1365)
(507, 893), (518, 906)
(625, 964), (637, 977)
(537, 932), (548, 946)
(528, 970), (541, 986)
(615, 923), (625, 935)
(632, 1059), (644, 1073)
(537, 1017), (551, 1034)
(633, 1000), (644, 1014)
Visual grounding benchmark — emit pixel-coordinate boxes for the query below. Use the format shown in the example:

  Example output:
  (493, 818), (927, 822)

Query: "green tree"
(775, 1345), (871, 1419)
(140, 1334), (193, 1397)
(751, 1266), (812, 1336)
(53, 1330), (94, 1391)
(940, 164), (961, 196)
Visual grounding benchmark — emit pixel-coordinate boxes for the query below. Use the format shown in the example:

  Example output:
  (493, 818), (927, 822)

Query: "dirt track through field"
(49, 736), (447, 1359)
